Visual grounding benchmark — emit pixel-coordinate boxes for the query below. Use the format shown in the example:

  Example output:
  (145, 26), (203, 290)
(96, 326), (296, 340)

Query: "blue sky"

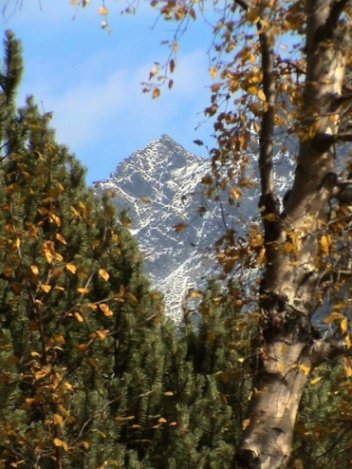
(1, 1), (215, 183)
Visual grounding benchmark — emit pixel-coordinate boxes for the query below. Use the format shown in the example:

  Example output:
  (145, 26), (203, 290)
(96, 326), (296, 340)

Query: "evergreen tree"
(0, 31), (169, 469)
(0, 31), (261, 469)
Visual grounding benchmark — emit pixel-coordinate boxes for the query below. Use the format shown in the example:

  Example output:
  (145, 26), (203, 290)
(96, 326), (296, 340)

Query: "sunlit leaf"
(149, 65), (158, 79)
(98, 303), (113, 317)
(74, 311), (84, 322)
(319, 234), (331, 255)
(242, 418), (250, 430)
(40, 284), (52, 293)
(152, 88), (160, 99)
(53, 438), (68, 451)
(66, 263), (77, 274)
(53, 413), (64, 428)
(49, 213), (61, 227)
(343, 357), (352, 378)
(96, 330), (109, 341)
(30, 265), (39, 276)
(340, 317), (348, 335)
(299, 364), (311, 376)
(34, 366), (51, 380)
(310, 376), (322, 385)
(230, 187), (242, 200)
(98, 6), (108, 15)
(209, 66), (218, 79)
(56, 233), (67, 245)
(188, 290), (202, 299)
(98, 268), (110, 282)
(257, 89), (266, 101)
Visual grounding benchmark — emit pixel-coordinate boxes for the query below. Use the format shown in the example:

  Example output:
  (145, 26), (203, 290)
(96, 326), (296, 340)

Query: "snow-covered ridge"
(94, 134), (292, 320)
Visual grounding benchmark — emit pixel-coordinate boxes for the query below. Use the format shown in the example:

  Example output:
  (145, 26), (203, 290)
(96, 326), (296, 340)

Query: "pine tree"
(0, 31), (272, 469)
(0, 31), (169, 469)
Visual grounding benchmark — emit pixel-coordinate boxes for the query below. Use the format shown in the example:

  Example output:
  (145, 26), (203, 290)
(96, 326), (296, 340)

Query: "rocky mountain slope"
(94, 134), (291, 320)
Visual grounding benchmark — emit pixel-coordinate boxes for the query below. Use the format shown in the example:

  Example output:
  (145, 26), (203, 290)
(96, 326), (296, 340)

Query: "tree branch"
(316, 0), (350, 41)
(327, 0), (350, 32)
(258, 28), (276, 201)
(234, 0), (250, 11)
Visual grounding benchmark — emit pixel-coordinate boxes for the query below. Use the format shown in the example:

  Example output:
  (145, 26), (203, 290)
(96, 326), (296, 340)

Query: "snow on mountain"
(94, 134), (292, 320)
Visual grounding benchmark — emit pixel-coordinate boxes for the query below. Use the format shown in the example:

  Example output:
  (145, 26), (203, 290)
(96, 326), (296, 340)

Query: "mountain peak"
(159, 133), (175, 143)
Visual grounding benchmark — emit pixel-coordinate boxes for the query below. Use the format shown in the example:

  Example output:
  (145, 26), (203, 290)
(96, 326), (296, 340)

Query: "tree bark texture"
(234, 1), (349, 467)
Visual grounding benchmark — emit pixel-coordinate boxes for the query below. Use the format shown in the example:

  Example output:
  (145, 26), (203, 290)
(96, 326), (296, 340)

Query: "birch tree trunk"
(234, 1), (349, 467)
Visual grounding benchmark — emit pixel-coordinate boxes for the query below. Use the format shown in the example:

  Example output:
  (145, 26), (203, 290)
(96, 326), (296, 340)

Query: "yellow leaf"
(40, 284), (52, 293)
(53, 438), (68, 451)
(70, 206), (81, 219)
(158, 417), (167, 424)
(250, 234), (264, 248)
(53, 335), (65, 345)
(323, 311), (344, 324)
(209, 66), (218, 79)
(189, 290), (202, 299)
(98, 303), (113, 317)
(96, 330), (109, 341)
(299, 364), (311, 376)
(82, 441), (90, 449)
(149, 65), (158, 79)
(30, 265), (39, 276)
(163, 391), (174, 396)
(98, 6), (108, 15)
(152, 88), (160, 99)
(242, 418), (250, 430)
(63, 381), (73, 391)
(230, 187), (242, 200)
(74, 311), (84, 322)
(43, 241), (55, 264)
(77, 287), (89, 294)
(257, 247), (266, 265)
(247, 85), (258, 95)
(66, 264), (77, 274)
(257, 89), (266, 101)
(53, 413), (64, 428)
(31, 351), (41, 358)
(34, 366), (51, 380)
(319, 234), (330, 255)
(310, 376), (322, 385)
(98, 268), (110, 282)
(340, 317), (349, 334)
(25, 397), (35, 406)
(248, 53), (256, 64)
(56, 233), (67, 245)
(49, 213), (61, 227)
(343, 357), (352, 378)
(345, 335), (351, 350)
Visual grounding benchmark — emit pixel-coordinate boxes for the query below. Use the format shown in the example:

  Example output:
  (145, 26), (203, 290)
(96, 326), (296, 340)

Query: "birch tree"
(138, 1), (352, 466)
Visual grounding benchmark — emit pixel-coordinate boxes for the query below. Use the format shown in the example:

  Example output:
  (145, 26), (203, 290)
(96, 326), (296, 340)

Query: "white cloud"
(25, 48), (210, 154)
